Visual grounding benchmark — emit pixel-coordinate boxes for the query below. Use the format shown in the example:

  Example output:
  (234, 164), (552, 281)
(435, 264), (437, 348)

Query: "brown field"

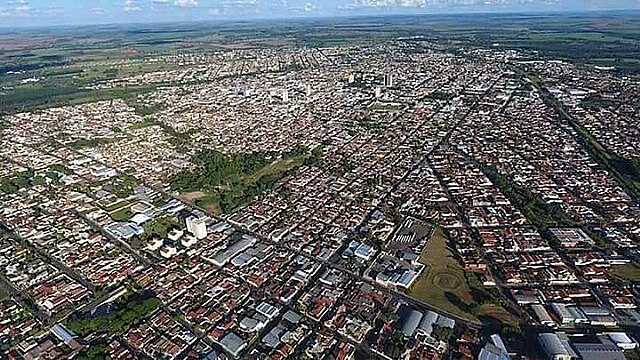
(179, 191), (206, 201)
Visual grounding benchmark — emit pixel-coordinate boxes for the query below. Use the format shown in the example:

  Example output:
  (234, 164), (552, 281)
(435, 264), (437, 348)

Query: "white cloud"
(174, 0), (199, 7)
(12, 0), (31, 13)
(123, 0), (141, 12)
(91, 7), (106, 15)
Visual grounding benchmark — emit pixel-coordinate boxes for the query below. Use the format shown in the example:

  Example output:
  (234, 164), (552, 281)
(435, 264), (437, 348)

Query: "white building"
(375, 86), (383, 98)
(186, 216), (207, 239)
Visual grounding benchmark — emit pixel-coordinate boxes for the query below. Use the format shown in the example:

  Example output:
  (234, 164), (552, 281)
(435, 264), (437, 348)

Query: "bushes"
(432, 325), (454, 342)
(0, 171), (35, 194)
(77, 342), (107, 360)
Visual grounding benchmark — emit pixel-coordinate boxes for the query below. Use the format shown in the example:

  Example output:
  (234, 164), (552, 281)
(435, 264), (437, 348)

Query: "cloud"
(338, 0), (579, 9)
(123, 0), (141, 12)
(11, 0), (31, 13)
(43, 6), (65, 16)
(91, 7), (106, 15)
(174, 0), (199, 7)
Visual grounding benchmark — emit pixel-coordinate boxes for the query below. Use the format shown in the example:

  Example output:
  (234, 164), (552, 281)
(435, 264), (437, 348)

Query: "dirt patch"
(179, 191), (206, 201)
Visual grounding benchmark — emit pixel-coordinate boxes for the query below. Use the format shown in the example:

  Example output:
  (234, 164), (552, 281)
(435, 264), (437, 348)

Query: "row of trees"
(483, 166), (575, 230)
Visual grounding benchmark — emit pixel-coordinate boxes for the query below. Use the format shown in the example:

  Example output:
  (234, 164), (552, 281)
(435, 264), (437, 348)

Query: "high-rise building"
(384, 73), (394, 87)
(375, 86), (383, 98)
(305, 84), (312, 97)
(282, 89), (289, 103)
(186, 216), (207, 239)
(348, 74), (355, 84)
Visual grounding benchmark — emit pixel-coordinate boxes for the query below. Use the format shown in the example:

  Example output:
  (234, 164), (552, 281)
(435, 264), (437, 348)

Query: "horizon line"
(1, 8), (639, 32)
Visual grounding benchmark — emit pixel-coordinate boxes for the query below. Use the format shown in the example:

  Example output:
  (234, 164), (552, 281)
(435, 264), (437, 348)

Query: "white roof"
(131, 213), (152, 225)
(608, 332), (636, 346)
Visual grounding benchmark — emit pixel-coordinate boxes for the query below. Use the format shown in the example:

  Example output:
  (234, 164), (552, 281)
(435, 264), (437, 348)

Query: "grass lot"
(102, 199), (130, 212)
(67, 137), (117, 149)
(178, 191), (223, 214)
(143, 217), (178, 238)
(243, 156), (306, 184)
(110, 207), (134, 222)
(611, 264), (640, 281)
(479, 304), (518, 326)
(407, 227), (517, 325)
(0, 287), (7, 300)
(196, 194), (223, 215)
(128, 118), (160, 130)
(407, 227), (476, 320)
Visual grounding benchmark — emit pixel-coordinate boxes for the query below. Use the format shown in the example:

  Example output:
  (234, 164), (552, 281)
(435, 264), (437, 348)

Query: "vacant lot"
(179, 191), (207, 202)
(407, 227), (476, 320)
(407, 227), (517, 325)
(243, 156), (306, 184)
(479, 304), (518, 326)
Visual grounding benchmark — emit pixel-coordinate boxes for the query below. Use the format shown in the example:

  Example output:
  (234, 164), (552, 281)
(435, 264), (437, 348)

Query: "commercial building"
(538, 333), (578, 360)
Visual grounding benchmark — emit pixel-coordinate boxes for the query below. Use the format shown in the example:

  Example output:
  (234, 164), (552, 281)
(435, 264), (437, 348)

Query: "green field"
(407, 227), (516, 324)
(193, 155), (308, 214)
(101, 199), (130, 212)
(243, 156), (307, 184)
(611, 263), (640, 281)
(110, 207), (134, 222)
(407, 227), (477, 320)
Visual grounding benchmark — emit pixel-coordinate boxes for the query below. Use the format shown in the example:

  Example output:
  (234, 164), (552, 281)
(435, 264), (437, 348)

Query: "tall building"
(348, 73), (355, 84)
(384, 73), (394, 87)
(282, 89), (289, 103)
(186, 216), (207, 239)
(375, 86), (383, 99)
(305, 84), (312, 97)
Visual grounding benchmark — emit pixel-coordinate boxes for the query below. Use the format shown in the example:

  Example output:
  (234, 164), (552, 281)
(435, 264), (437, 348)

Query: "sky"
(0, 0), (639, 27)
